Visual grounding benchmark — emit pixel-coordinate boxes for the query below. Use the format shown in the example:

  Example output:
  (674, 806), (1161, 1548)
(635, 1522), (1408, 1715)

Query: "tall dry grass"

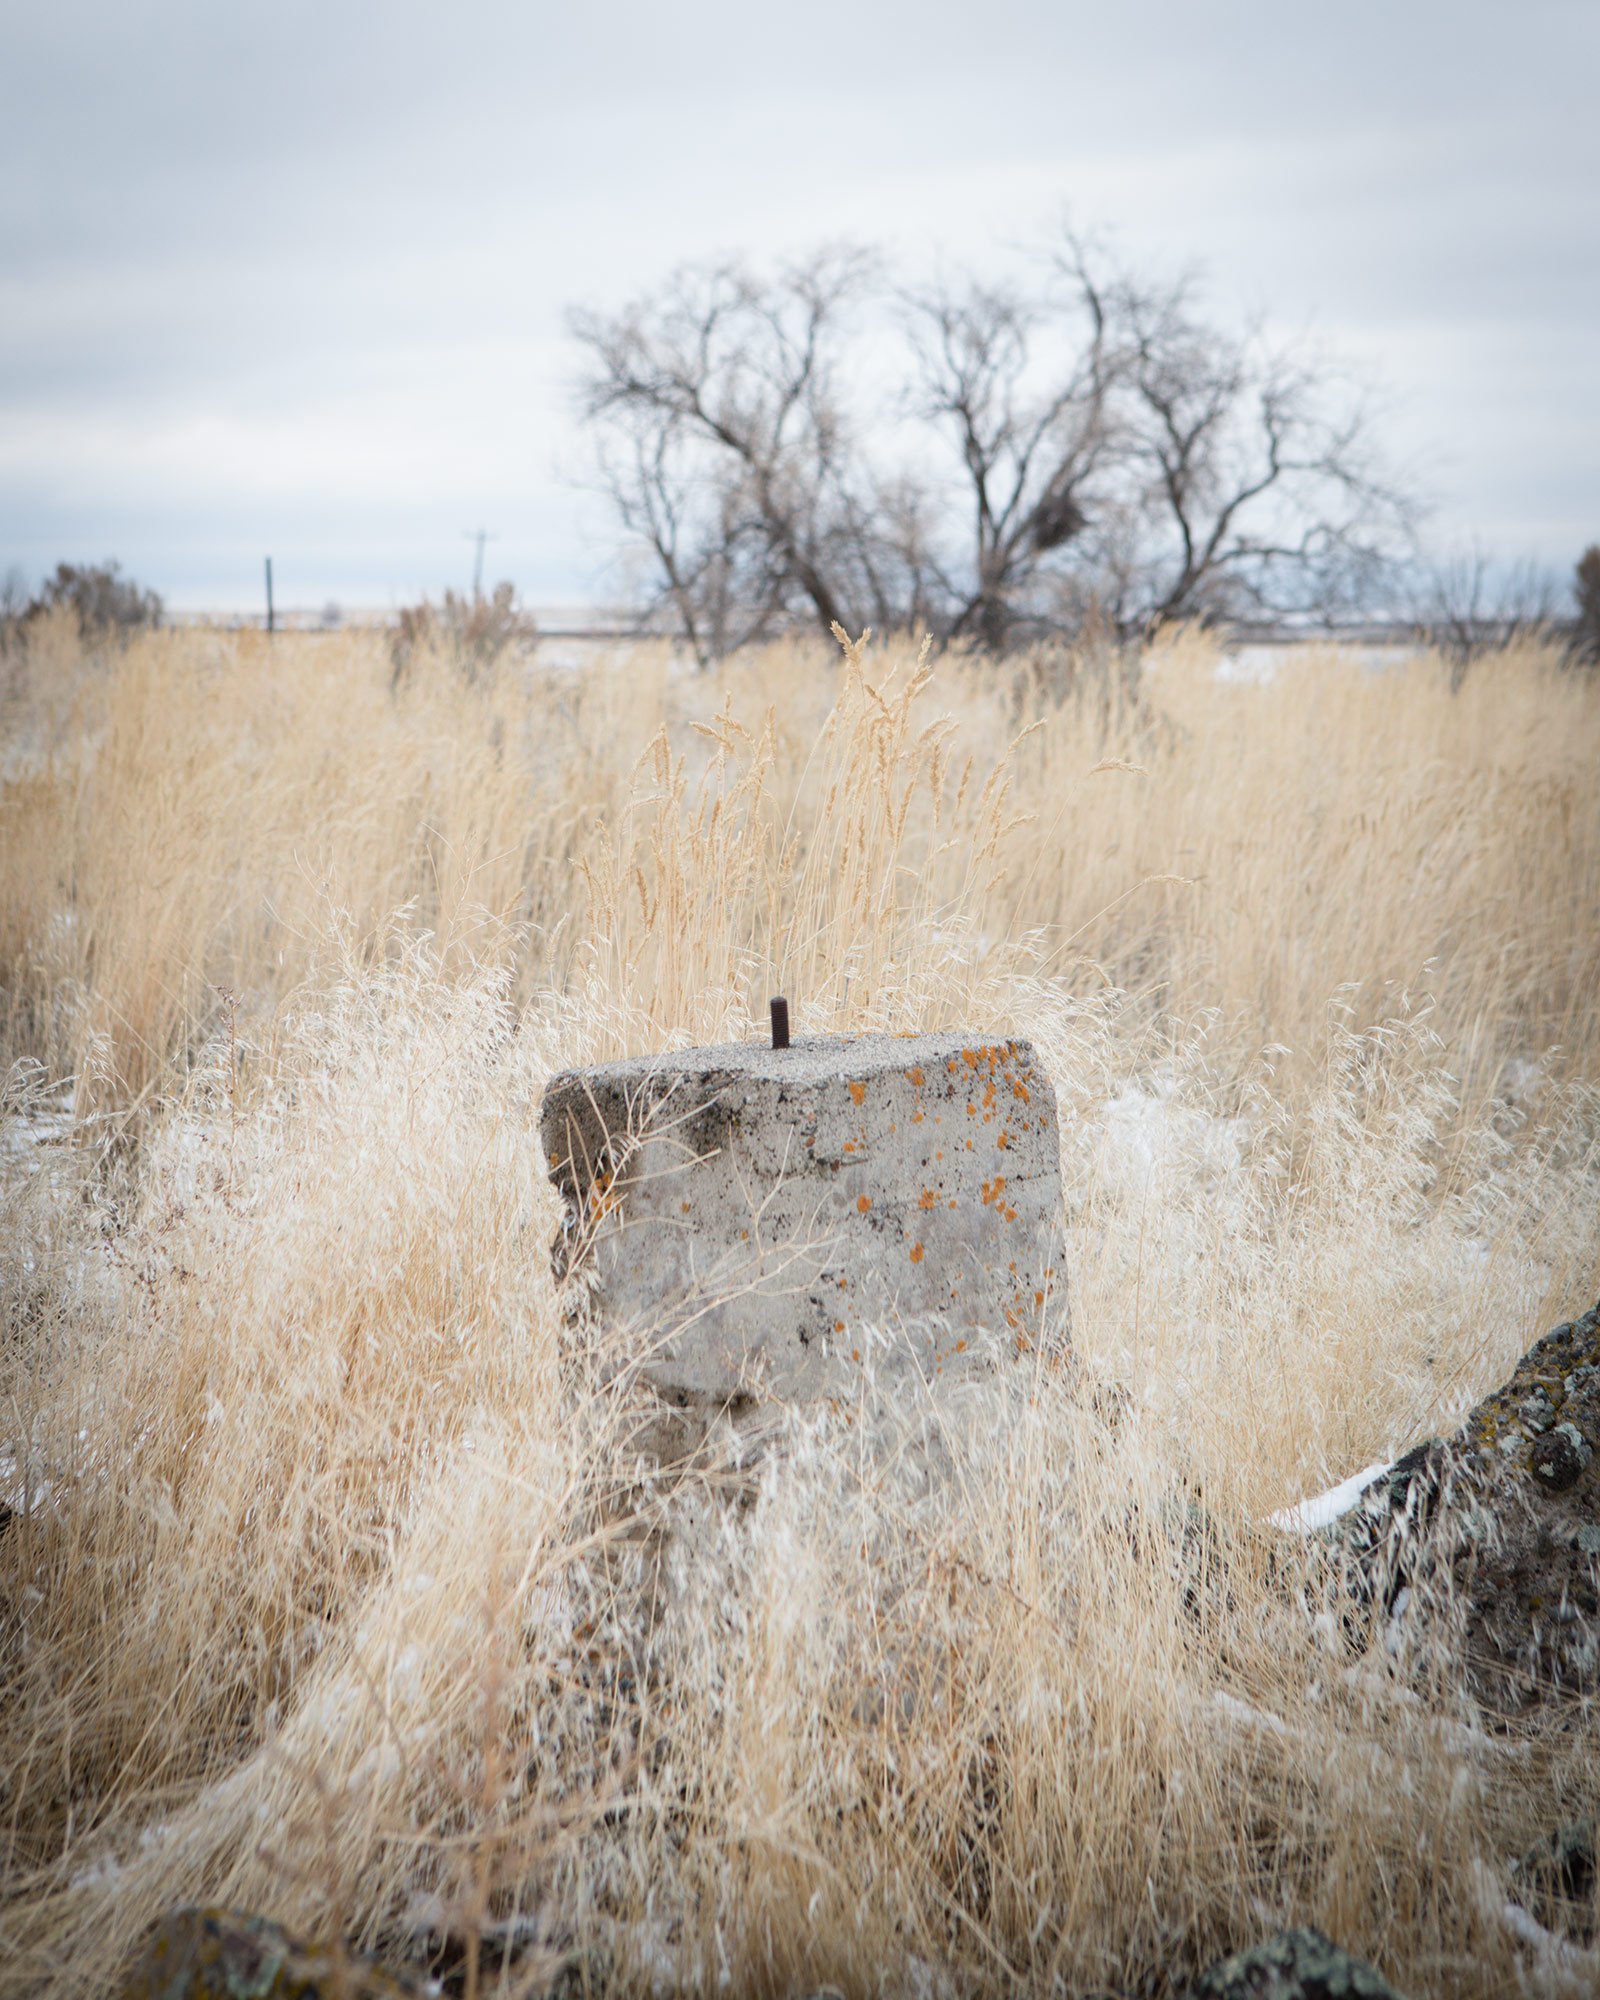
(1, 616), (1598, 1997)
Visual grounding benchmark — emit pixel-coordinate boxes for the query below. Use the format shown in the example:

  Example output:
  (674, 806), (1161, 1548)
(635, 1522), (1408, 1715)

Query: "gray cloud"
(3, 0), (1596, 609)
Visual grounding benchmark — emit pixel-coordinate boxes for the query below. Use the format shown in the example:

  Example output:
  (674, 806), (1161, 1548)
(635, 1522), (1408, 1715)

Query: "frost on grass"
(1060, 998), (1600, 1516)
(2, 626), (1599, 1999)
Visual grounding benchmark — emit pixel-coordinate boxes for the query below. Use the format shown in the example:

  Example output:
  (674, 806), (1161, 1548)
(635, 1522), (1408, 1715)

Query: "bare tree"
(573, 232), (1415, 659)
(900, 247), (1119, 652)
(1099, 277), (1413, 630)
(571, 249), (892, 665)
(1414, 544), (1565, 683)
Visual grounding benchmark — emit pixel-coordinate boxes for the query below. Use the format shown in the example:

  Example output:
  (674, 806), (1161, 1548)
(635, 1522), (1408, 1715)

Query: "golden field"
(1, 612), (1597, 1997)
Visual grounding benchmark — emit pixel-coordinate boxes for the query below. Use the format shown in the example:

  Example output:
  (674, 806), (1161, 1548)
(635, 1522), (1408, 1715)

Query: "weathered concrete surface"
(541, 1032), (1069, 1404)
(1333, 1300), (1600, 1711)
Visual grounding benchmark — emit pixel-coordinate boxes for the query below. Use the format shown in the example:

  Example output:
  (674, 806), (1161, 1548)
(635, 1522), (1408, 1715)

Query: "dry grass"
(1, 616), (1598, 1998)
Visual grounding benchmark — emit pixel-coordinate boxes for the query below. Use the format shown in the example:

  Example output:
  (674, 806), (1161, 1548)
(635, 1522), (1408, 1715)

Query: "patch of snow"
(68, 1852), (124, 1890)
(1499, 1058), (1547, 1113)
(1211, 1689), (1294, 1740)
(1088, 1076), (1247, 1204)
(1214, 646), (1284, 686)
(1468, 1859), (1600, 1990)
(1268, 1459), (1393, 1534)
(906, 1955), (959, 2000)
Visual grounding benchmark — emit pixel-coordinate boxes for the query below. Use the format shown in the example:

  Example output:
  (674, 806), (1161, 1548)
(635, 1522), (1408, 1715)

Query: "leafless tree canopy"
(572, 233), (1416, 662)
(1412, 544), (1567, 679)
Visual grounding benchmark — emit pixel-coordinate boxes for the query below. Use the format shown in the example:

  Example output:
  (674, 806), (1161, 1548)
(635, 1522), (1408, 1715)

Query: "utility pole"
(464, 527), (497, 602)
(264, 556), (275, 634)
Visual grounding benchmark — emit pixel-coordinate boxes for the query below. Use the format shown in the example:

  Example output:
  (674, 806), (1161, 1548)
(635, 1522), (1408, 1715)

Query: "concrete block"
(541, 1032), (1069, 1404)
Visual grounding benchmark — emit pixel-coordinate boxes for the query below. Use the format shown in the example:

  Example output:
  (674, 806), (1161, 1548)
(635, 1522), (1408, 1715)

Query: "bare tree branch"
(570, 230), (1417, 660)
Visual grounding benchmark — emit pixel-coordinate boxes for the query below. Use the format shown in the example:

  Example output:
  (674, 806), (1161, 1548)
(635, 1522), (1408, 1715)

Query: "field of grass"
(1, 611), (1597, 1997)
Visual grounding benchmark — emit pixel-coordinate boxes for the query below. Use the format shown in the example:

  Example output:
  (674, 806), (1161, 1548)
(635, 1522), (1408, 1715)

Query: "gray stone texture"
(122, 1907), (418, 2000)
(1334, 1300), (1600, 1711)
(541, 1032), (1069, 1405)
(1184, 1926), (1410, 2000)
(1513, 1818), (1597, 1944)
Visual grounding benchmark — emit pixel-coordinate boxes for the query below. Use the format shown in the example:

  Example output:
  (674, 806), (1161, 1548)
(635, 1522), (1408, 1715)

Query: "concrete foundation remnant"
(540, 1032), (1069, 1404)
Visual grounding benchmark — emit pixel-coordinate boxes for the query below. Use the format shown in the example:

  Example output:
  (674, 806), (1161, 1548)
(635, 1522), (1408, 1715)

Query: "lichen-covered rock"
(122, 1907), (418, 2000)
(1333, 1301), (1600, 1710)
(1184, 1926), (1410, 1999)
(540, 1033), (1069, 1407)
(1512, 1818), (1598, 1944)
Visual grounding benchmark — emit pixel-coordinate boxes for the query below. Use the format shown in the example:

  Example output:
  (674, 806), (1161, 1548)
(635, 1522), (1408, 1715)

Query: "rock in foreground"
(541, 1033), (1069, 1405)
(1185, 1926), (1410, 1999)
(122, 1907), (417, 2000)
(1336, 1301), (1600, 1710)
(1512, 1817), (1598, 1944)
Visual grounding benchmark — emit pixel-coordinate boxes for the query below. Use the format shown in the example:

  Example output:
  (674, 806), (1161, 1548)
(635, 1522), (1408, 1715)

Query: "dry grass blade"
(0, 619), (1597, 1998)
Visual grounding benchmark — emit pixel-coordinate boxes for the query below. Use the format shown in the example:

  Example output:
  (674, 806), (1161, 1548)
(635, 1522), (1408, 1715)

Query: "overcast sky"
(2, 0), (1595, 612)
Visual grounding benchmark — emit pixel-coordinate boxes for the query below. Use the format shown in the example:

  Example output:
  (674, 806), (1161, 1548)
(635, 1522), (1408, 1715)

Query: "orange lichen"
(919, 1188), (938, 1210)
(852, 1348), (861, 1363)
(955, 1338), (967, 1353)
(980, 1176), (1007, 1206)
(834, 1319), (845, 1333)
(849, 1080), (866, 1105)
(909, 1241), (925, 1264)
(856, 1193), (872, 1213)
(907, 1066), (925, 1088)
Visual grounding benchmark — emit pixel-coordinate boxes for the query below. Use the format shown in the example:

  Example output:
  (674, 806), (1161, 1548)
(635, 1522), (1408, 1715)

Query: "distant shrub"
(25, 560), (164, 637)
(1574, 545), (1600, 666)
(0, 567), (27, 648)
(388, 581), (535, 691)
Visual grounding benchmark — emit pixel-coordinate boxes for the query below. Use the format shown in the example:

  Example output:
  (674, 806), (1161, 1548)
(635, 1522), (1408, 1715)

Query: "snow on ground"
(1268, 1460), (1394, 1534)
(1211, 643), (1427, 685)
(1064, 1068), (1254, 1291)
(0, 1077), (76, 1169)
(1085, 1071), (1248, 1203)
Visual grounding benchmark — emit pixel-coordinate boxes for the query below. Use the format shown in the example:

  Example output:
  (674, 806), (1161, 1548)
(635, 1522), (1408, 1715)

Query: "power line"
(464, 527), (498, 601)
